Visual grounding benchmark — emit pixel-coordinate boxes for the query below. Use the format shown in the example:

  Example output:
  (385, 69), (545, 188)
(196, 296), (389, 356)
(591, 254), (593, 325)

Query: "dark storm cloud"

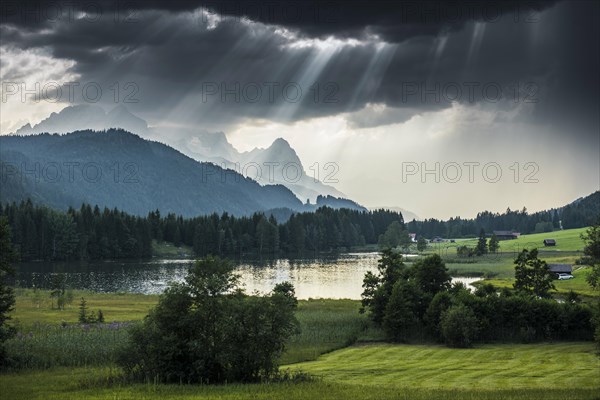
(1, 0), (556, 42)
(0, 0), (597, 136)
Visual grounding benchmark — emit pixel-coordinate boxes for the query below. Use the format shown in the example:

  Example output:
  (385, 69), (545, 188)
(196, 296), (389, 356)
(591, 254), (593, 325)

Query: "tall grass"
(5, 298), (380, 370)
(282, 299), (383, 364)
(5, 322), (132, 369)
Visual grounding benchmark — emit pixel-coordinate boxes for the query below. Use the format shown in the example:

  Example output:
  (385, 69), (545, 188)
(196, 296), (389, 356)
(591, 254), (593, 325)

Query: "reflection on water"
(15, 253), (477, 300)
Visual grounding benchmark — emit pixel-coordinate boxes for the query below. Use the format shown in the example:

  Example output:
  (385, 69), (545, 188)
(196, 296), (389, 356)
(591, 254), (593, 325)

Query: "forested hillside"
(0, 130), (305, 216)
(407, 191), (599, 238)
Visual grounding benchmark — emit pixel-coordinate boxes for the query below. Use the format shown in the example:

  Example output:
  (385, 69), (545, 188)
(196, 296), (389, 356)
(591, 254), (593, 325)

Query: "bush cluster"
(117, 256), (299, 384)
(362, 250), (595, 347)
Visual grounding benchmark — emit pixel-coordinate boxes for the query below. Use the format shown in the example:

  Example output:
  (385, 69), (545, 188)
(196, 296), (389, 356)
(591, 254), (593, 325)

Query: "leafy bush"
(383, 281), (424, 342)
(424, 291), (453, 340)
(513, 249), (555, 298)
(440, 304), (479, 348)
(117, 256), (299, 384)
(363, 250), (595, 348)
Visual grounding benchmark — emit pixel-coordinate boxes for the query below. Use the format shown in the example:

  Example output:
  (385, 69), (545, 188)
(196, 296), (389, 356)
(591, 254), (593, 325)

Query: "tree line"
(406, 191), (599, 238)
(3, 191), (597, 261)
(1, 199), (404, 261)
(1, 199), (153, 261)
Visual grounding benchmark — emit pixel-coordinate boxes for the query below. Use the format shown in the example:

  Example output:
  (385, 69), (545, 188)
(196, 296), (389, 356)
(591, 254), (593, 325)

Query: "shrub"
(440, 304), (479, 348)
(117, 256), (299, 384)
(383, 281), (424, 342)
(78, 297), (104, 324)
(424, 291), (453, 340)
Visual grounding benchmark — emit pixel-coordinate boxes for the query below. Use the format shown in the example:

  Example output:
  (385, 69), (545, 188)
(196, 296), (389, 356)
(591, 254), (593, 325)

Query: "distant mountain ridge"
(9, 105), (349, 203)
(14, 105), (148, 136)
(174, 133), (347, 203)
(0, 129), (366, 217)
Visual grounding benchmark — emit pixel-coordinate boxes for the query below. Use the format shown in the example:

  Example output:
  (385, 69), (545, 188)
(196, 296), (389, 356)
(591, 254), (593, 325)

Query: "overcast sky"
(1, 0), (598, 219)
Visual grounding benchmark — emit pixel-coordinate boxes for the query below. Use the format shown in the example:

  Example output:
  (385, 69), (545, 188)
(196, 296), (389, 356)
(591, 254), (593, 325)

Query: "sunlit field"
(2, 343), (598, 400)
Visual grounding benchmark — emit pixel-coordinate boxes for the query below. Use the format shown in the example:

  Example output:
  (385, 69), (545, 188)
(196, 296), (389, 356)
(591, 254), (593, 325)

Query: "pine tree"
(417, 236), (427, 252)
(78, 297), (89, 323)
(475, 229), (488, 256)
(488, 234), (500, 253)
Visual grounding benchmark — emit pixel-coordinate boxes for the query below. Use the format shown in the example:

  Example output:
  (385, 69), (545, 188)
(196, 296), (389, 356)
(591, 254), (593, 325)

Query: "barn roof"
(493, 231), (519, 236)
(547, 264), (572, 273)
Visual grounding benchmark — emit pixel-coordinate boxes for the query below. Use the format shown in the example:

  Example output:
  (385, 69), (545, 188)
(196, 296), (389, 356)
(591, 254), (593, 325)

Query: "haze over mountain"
(0, 129), (366, 217)
(14, 105), (149, 137)
(177, 133), (346, 203)
(11, 105), (349, 204)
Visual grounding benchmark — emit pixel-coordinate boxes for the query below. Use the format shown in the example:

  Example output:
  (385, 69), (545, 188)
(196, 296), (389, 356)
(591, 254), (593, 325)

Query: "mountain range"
(0, 129), (366, 217)
(10, 105), (347, 204)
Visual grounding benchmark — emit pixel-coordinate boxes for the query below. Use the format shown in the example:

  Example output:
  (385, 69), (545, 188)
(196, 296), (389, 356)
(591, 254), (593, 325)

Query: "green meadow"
(435, 227), (588, 253)
(2, 226), (598, 399)
(419, 227), (598, 298)
(480, 266), (597, 297)
(2, 342), (598, 400)
(3, 290), (599, 399)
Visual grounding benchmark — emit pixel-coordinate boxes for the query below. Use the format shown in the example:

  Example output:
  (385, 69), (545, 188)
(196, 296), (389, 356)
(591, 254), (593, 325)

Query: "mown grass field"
(281, 299), (383, 364)
(2, 291), (599, 399)
(496, 228), (588, 252)
(2, 343), (598, 400)
(292, 342), (600, 390)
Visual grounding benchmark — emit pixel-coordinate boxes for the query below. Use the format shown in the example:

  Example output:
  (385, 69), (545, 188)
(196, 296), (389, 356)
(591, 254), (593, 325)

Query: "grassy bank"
(2, 343), (598, 400)
(419, 227), (597, 299)
(2, 290), (598, 399)
(152, 240), (194, 258)
(12, 288), (158, 328)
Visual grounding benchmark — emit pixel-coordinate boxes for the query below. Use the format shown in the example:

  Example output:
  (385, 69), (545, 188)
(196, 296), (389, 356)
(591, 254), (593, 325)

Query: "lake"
(14, 252), (479, 299)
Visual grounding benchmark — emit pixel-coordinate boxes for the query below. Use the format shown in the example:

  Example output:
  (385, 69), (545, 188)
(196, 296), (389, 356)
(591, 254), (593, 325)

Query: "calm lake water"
(15, 252), (479, 299)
